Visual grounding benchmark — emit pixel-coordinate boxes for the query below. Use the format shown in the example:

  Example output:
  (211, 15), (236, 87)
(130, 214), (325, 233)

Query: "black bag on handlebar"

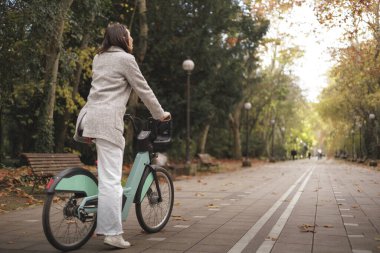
(148, 118), (172, 152)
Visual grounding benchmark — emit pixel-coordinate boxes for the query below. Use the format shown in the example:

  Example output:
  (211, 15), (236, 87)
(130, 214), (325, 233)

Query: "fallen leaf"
(171, 215), (188, 221)
(266, 236), (277, 241)
(207, 204), (219, 208)
(298, 224), (316, 233)
(323, 225), (334, 228)
(175, 187), (182, 191)
(174, 202), (181, 206)
(352, 205), (359, 208)
(195, 192), (205, 197)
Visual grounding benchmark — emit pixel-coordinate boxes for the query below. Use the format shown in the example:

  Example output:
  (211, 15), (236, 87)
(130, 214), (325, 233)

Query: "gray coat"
(74, 46), (165, 149)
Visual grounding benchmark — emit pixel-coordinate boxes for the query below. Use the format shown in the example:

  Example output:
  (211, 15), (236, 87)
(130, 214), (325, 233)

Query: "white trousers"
(95, 138), (124, 235)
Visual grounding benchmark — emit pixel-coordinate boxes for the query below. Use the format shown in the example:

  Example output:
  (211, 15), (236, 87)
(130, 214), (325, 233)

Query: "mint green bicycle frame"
(52, 151), (153, 220)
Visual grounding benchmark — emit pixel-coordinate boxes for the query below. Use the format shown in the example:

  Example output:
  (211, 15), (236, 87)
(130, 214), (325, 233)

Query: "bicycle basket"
(149, 118), (172, 152)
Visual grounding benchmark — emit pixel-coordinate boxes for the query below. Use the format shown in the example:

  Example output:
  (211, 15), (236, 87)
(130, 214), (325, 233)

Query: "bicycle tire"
(42, 170), (97, 251)
(135, 166), (174, 233)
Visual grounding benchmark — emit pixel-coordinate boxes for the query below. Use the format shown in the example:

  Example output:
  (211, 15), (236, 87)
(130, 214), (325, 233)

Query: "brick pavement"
(0, 159), (379, 253)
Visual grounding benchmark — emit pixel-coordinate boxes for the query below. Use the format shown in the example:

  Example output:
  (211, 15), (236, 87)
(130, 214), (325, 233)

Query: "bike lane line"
(256, 168), (314, 253)
(227, 168), (312, 253)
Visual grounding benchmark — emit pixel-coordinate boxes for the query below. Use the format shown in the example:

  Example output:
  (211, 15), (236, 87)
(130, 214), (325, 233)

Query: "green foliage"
(34, 119), (55, 153)
(0, 0), (324, 163)
(317, 40), (380, 156)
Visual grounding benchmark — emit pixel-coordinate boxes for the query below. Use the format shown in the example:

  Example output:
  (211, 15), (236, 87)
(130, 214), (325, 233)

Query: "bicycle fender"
(45, 167), (98, 197)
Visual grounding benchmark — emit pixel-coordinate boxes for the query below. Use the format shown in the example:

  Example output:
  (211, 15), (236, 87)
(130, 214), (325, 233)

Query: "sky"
(264, 2), (345, 102)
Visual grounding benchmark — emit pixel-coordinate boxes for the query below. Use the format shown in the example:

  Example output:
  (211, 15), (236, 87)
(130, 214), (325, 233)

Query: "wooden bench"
(196, 153), (219, 170)
(20, 153), (85, 193)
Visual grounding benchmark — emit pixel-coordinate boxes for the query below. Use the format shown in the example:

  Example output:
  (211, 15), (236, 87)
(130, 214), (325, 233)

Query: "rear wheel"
(42, 189), (97, 251)
(135, 167), (174, 233)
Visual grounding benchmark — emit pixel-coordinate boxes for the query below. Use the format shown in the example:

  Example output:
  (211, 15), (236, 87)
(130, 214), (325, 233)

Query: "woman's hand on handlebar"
(160, 111), (171, 122)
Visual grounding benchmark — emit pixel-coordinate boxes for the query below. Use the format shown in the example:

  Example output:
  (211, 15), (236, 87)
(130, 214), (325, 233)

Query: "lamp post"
(270, 119), (275, 162)
(281, 127), (286, 160)
(242, 102), (252, 167)
(357, 122), (363, 162)
(351, 129), (355, 161)
(369, 113), (377, 167)
(182, 59), (194, 165)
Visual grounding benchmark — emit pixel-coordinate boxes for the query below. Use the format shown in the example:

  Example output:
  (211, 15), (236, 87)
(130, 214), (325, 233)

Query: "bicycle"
(42, 114), (175, 251)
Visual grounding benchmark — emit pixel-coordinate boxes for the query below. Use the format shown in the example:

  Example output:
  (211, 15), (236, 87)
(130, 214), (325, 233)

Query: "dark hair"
(98, 23), (132, 54)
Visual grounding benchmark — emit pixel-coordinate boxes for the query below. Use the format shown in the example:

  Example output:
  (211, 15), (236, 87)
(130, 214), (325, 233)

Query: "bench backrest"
(20, 153), (84, 176)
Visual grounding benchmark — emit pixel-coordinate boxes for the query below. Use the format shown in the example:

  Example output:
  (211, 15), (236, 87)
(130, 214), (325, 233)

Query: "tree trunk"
(198, 122), (210, 154)
(229, 101), (243, 159)
(0, 106), (3, 162)
(373, 0), (380, 60)
(137, 0), (148, 63)
(124, 0), (149, 161)
(125, 0), (148, 113)
(35, 0), (73, 152)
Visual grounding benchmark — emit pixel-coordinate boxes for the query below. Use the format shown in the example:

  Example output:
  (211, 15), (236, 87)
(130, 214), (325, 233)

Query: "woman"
(74, 23), (170, 249)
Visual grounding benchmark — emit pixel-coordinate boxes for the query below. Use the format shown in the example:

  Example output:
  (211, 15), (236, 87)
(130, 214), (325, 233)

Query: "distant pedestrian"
(317, 149), (322, 160)
(291, 149), (297, 160)
(308, 152), (311, 159)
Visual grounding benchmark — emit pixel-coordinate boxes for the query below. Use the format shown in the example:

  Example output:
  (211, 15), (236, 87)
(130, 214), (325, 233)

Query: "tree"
(315, 0), (380, 59)
(34, 0), (74, 152)
(317, 39), (380, 156)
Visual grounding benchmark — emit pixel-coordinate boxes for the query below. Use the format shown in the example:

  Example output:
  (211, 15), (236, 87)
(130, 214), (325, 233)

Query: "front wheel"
(135, 167), (174, 233)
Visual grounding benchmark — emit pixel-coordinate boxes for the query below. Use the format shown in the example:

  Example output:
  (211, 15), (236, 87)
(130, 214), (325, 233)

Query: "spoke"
(46, 192), (95, 247)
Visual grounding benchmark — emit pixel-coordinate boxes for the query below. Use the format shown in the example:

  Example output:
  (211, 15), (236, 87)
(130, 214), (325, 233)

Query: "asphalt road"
(0, 158), (379, 253)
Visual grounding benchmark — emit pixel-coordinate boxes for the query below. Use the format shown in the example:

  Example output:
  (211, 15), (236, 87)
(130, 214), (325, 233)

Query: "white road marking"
(256, 168), (314, 253)
(348, 235), (364, 238)
(147, 237), (166, 241)
(227, 169), (311, 253)
(352, 250), (373, 253)
(25, 220), (39, 222)
(173, 225), (190, 228)
(344, 223), (359, 226)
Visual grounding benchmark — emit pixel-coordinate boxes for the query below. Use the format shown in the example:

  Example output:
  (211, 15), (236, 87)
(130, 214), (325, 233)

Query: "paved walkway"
(0, 159), (380, 252)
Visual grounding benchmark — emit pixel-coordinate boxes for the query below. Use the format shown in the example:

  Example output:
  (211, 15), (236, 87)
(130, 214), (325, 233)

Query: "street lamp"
(356, 122), (363, 162)
(270, 119), (275, 162)
(182, 59), (194, 165)
(369, 113), (377, 167)
(242, 102), (252, 167)
(281, 127), (286, 160)
(351, 129), (355, 161)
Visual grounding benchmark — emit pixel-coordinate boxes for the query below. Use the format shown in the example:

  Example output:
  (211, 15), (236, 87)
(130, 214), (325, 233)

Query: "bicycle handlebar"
(124, 114), (172, 153)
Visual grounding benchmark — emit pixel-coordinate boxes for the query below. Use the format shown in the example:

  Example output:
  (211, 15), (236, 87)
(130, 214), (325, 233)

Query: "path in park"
(0, 158), (380, 253)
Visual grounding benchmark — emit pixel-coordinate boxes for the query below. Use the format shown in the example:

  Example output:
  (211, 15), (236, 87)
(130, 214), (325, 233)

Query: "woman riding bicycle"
(74, 22), (170, 249)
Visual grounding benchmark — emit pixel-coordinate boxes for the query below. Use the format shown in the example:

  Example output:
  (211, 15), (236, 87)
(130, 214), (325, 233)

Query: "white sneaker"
(104, 235), (131, 248)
